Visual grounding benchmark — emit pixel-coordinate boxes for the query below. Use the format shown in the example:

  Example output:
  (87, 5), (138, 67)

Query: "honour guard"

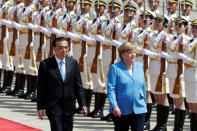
(55, 0), (78, 57)
(181, 0), (193, 36)
(132, 9), (154, 130)
(96, 0), (123, 121)
(181, 0), (193, 20)
(47, 0), (64, 58)
(167, 0), (178, 34)
(12, 0), (36, 97)
(0, 0), (13, 93)
(177, 19), (197, 131)
(6, 0), (25, 96)
(80, 0), (108, 118)
(143, 10), (171, 130)
(66, 0), (93, 114)
(148, 0), (160, 14)
(162, 16), (190, 131)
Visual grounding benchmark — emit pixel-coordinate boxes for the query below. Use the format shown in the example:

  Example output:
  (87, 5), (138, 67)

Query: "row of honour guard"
(0, 0), (197, 130)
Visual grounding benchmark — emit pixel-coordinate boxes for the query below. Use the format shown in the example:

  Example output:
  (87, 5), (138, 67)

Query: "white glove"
(28, 23), (40, 32)
(81, 34), (95, 44)
(142, 49), (159, 59)
(95, 35), (110, 45)
(12, 22), (26, 31)
(177, 53), (194, 64)
(51, 28), (65, 36)
(1, 19), (12, 28)
(66, 31), (80, 41)
(40, 26), (51, 37)
(111, 40), (121, 47)
(160, 51), (170, 59)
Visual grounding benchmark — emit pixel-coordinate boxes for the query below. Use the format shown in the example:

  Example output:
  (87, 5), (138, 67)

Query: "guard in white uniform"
(6, 0), (25, 96)
(13, 0), (35, 98)
(96, 0), (123, 121)
(66, 0), (93, 114)
(80, 0), (108, 118)
(143, 12), (171, 130)
(132, 10), (155, 130)
(161, 16), (191, 131)
(0, 0), (13, 93)
(178, 19), (197, 131)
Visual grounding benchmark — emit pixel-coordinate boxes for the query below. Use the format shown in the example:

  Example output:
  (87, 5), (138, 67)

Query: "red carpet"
(0, 118), (42, 131)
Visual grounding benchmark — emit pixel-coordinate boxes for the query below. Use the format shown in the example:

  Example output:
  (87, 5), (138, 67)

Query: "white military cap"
(123, 0), (138, 12)
(94, 0), (108, 7)
(108, 0), (123, 9)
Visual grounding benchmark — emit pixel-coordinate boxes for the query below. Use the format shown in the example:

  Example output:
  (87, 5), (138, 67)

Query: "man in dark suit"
(37, 37), (87, 131)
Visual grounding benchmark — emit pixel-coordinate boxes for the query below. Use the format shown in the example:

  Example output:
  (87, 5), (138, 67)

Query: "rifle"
(128, 0), (133, 42)
(110, 0), (117, 65)
(91, 1), (101, 73)
(66, 0), (72, 50)
(173, 2), (184, 95)
(10, 0), (17, 56)
(24, 0), (32, 59)
(166, 0), (173, 34)
(155, 1), (167, 92)
(48, 0), (57, 57)
(173, 37), (183, 95)
(36, 0), (44, 62)
(0, 1), (6, 54)
(143, 2), (149, 89)
(78, 0), (86, 72)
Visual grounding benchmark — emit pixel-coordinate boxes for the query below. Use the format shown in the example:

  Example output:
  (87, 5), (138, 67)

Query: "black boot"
(144, 103), (152, 130)
(168, 94), (174, 113)
(184, 99), (190, 118)
(173, 109), (186, 131)
(151, 104), (163, 131)
(0, 70), (11, 93)
(87, 92), (100, 117)
(7, 73), (19, 95)
(84, 89), (93, 114)
(16, 74), (26, 97)
(92, 93), (106, 118)
(190, 113), (197, 131)
(24, 75), (37, 99)
(160, 105), (169, 131)
(6, 71), (14, 95)
(30, 76), (37, 100)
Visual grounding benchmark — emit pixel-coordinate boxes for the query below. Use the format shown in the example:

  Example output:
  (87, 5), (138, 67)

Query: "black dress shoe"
(92, 110), (103, 118)
(0, 86), (11, 93)
(14, 89), (24, 97)
(31, 97), (37, 102)
(6, 91), (14, 96)
(24, 92), (36, 99)
(100, 113), (111, 121)
(75, 107), (85, 114)
(87, 110), (96, 117)
(144, 121), (150, 130)
(18, 91), (29, 98)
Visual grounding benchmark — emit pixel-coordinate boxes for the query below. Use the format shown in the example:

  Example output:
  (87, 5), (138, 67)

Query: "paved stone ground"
(0, 93), (191, 131)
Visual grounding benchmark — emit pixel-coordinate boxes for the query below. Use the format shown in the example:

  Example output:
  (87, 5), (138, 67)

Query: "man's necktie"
(59, 61), (65, 81)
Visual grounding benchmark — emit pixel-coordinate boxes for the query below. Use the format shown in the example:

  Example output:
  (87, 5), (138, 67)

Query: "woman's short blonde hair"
(118, 42), (137, 59)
